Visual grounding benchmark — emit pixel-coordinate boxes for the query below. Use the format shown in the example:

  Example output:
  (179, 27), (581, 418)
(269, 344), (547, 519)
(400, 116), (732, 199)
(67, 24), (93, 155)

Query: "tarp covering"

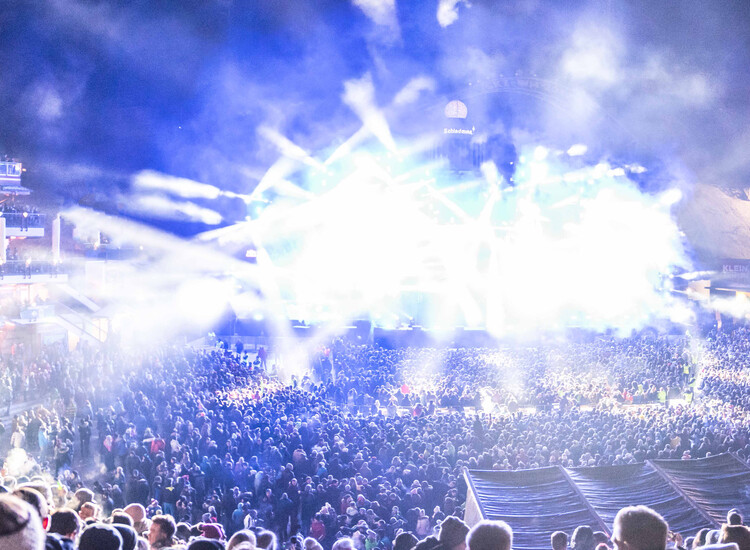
(466, 467), (606, 550)
(653, 454), (750, 527)
(466, 454), (750, 550)
(568, 462), (713, 536)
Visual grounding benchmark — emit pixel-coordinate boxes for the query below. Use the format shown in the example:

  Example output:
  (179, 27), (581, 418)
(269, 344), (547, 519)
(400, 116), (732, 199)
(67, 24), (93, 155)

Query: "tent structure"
(464, 453), (750, 550)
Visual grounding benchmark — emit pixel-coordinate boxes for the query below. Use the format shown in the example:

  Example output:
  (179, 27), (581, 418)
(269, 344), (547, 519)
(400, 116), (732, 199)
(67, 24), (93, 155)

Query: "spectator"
(394, 532), (419, 550)
(188, 537), (226, 550)
(149, 515), (177, 550)
(0, 494), (46, 550)
(467, 520), (513, 550)
(728, 511), (744, 526)
(48, 509), (82, 542)
(552, 531), (569, 550)
(12, 487), (49, 530)
(720, 526), (750, 550)
(572, 527), (595, 550)
(257, 529), (278, 550)
(78, 524), (123, 550)
(112, 524), (138, 550)
(228, 530), (257, 550)
(611, 506), (668, 550)
(439, 517), (470, 550)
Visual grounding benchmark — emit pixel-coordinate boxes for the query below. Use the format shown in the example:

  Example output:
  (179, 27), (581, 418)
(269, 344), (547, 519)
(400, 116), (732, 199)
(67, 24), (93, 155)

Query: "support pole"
(52, 215), (61, 263)
(0, 217), (6, 263)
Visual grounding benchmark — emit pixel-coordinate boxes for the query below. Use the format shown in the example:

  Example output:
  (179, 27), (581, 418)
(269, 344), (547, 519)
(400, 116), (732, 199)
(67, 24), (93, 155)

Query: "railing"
(0, 260), (66, 279)
(0, 212), (45, 229)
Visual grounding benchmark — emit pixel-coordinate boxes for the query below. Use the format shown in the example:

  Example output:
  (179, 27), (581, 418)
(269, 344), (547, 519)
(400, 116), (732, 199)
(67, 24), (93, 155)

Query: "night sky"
(2, 0), (750, 228)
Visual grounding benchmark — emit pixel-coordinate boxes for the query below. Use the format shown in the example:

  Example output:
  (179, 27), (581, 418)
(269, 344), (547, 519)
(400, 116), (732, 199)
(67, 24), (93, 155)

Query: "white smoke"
(437, 0), (470, 28)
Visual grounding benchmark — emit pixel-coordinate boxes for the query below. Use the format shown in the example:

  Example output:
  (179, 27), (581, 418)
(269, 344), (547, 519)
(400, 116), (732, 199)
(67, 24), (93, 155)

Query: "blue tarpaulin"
(466, 454), (750, 550)
(466, 467), (607, 550)
(568, 462), (713, 536)
(653, 454), (750, 526)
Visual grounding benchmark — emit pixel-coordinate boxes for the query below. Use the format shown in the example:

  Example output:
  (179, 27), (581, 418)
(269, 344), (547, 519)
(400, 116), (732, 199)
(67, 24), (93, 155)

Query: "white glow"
(437, 0), (468, 27)
(567, 144), (588, 156)
(131, 194), (223, 225)
(342, 73), (398, 152)
(660, 188), (683, 206)
(4, 449), (33, 477)
(257, 127), (326, 171)
(236, 143), (689, 335)
(627, 164), (648, 174)
(393, 76), (437, 106)
(132, 170), (222, 199)
(560, 22), (622, 87)
(69, 65), (694, 345)
(533, 146), (549, 161)
(177, 278), (230, 323)
(352, 0), (399, 30)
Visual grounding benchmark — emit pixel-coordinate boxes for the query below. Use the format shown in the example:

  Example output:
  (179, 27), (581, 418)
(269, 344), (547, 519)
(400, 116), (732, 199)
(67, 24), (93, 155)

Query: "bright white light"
(533, 146), (549, 161)
(88, 62), (693, 344)
(242, 142), (689, 335)
(131, 194), (223, 225)
(480, 161), (500, 187)
(4, 449), (33, 477)
(437, 0), (468, 27)
(342, 73), (397, 152)
(567, 144), (588, 156)
(257, 126), (326, 171)
(393, 76), (436, 106)
(660, 188), (683, 206)
(176, 278), (230, 323)
(133, 170), (222, 199)
(352, 0), (398, 31)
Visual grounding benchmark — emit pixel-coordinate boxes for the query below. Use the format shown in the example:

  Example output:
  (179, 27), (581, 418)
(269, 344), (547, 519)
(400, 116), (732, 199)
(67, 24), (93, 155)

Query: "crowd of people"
(0, 202), (43, 229)
(1, 326), (750, 550)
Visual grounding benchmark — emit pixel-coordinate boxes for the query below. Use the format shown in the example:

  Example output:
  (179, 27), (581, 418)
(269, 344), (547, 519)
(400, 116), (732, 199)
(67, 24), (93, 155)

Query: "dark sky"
(2, 0), (750, 223)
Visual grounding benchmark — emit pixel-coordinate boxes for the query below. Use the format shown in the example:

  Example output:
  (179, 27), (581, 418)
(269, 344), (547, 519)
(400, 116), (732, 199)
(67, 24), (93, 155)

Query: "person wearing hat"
(201, 523), (227, 541)
(438, 517), (470, 550)
(188, 538), (226, 550)
(394, 531), (419, 550)
(78, 524), (123, 550)
(0, 494), (46, 550)
(124, 503), (151, 536)
(13, 487), (49, 531)
(112, 524), (138, 550)
(414, 536), (441, 550)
